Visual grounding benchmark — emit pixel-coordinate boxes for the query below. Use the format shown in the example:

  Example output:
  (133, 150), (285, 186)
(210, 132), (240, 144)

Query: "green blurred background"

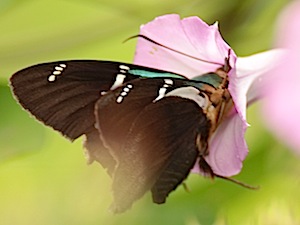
(1, 0), (299, 224)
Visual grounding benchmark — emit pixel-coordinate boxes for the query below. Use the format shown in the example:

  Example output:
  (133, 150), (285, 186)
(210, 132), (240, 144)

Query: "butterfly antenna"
(124, 34), (224, 67)
(215, 174), (259, 190)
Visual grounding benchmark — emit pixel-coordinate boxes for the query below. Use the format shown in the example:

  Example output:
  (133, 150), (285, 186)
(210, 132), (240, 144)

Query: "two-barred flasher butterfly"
(10, 35), (254, 213)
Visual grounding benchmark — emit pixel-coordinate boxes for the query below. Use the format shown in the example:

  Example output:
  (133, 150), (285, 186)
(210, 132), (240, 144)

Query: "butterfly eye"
(199, 92), (206, 98)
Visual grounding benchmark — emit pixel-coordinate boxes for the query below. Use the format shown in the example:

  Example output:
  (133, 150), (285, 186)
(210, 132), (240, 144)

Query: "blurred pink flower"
(263, 1), (300, 153)
(134, 14), (283, 176)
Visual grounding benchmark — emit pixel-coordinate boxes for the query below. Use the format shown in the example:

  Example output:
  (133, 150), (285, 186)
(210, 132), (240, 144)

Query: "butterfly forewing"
(10, 60), (186, 140)
(10, 60), (142, 139)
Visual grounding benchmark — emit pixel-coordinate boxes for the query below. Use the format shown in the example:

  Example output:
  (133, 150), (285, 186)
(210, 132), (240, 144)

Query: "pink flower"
(134, 14), (283, 176)
(262, 1), (300, 153)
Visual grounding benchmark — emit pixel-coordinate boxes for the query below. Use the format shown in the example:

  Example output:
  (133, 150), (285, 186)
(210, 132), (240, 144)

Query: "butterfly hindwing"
(95, 77), (212, 213)
(110, 96), (211, 212)
(83, 128), (117, 175)
(150, 97), (211, 204)
(95, 78), (174, 152)
(95, 77), (195, 173)
(92, 78), (166, 175)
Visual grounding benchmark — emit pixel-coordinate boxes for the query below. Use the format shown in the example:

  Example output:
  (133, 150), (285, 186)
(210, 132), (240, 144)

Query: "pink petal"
(263, 0), (300, 153)
(208, 50), (286, 176)
(133, 14), (236, 79)
(204, 112), (248, 176)
(231, 50), (285, 125)
(263, 56), (300, 153)
(276, 0), (300, 49)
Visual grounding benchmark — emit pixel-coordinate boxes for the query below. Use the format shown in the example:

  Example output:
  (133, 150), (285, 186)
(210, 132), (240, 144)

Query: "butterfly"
(9, 36), (252, 213)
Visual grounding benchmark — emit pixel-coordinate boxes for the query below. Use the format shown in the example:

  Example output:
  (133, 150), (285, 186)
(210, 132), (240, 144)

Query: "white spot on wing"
(154, 79), (174, 101)
(55, 66), (64, 71)
(48, 75), (56, 82)
(48, 63), (67, 82)
(164, 79), (173, 85)
(119, 65), (130, 71)
(155, 87), (167, 101)
(116, 96), (123, 103)
(52, 71), (61, 75)
(166, 86), (208, 108)
(109, 65), (131, 89)
(110, 74), (126, 90)
(116, 84), (133, 104)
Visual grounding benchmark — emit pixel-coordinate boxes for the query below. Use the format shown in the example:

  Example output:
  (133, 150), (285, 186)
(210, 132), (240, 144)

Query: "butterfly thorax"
(192, 67), (233, 155)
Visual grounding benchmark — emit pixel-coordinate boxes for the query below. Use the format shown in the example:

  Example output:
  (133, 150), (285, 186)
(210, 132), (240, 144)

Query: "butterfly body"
(10, 59), (231, 213)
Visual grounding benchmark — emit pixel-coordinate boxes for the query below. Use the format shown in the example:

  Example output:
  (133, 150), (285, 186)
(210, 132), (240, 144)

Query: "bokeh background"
(1, 0), (299, 224)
